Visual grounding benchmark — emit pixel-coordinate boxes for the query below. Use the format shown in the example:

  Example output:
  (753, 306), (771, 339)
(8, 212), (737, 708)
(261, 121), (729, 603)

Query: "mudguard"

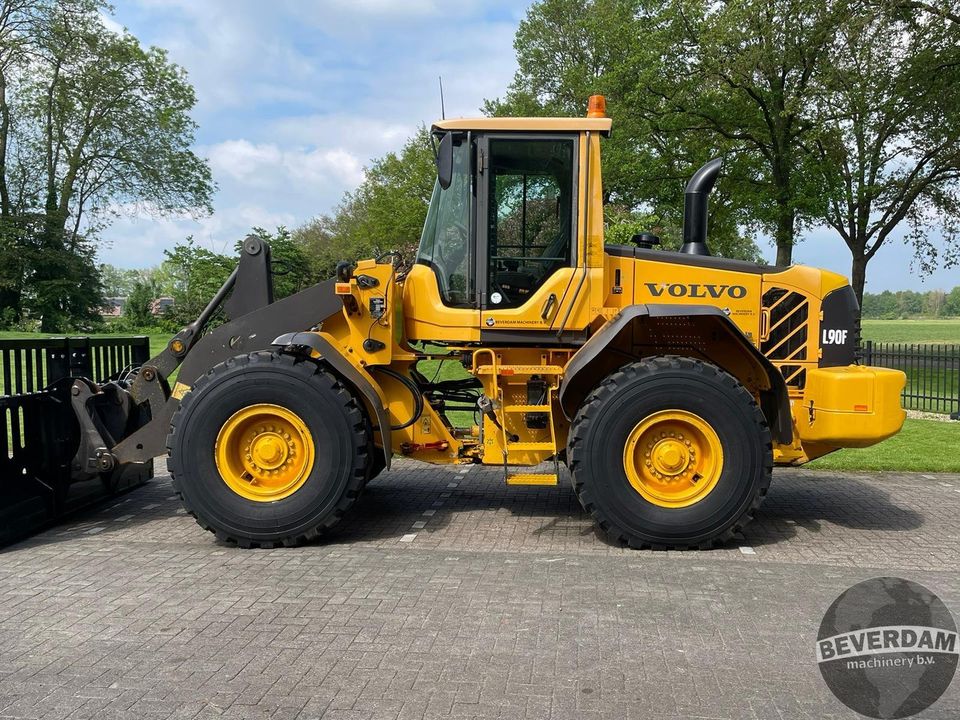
(558, 304), (793, 444)
(273, 331), (392, 469)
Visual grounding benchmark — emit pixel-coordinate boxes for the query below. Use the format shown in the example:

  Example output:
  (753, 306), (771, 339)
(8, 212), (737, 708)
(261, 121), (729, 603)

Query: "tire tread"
(567, 355), (773, 550)
(166, 351), (370, 548)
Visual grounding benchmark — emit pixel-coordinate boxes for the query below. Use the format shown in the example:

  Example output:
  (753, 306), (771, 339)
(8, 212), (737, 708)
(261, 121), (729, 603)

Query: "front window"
(416, 136), (474, 307)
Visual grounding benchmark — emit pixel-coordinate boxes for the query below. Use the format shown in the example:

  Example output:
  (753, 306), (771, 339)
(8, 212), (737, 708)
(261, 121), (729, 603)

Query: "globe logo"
(817, 577), (958, 718)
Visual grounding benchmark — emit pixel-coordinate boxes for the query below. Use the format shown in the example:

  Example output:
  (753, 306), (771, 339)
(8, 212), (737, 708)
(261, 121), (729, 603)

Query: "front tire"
(167, 352), (370, 548)
(568, 356), (772, 549)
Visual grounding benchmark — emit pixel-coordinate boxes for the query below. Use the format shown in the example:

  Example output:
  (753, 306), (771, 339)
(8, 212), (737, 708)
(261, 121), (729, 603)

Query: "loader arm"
(76, 236), (344, 470)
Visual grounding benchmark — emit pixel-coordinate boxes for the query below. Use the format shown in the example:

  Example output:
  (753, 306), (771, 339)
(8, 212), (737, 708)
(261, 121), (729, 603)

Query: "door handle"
(540, 293), (558, 320)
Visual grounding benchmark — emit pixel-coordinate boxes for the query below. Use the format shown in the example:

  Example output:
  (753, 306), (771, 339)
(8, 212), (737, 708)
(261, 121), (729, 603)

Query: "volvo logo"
(644, 282), (747, 299)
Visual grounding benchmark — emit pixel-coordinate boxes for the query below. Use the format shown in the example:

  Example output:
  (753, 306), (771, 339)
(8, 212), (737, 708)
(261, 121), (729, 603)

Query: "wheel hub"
(216, 404), (315, 502)
(250, 432), (289, 469)
(651, 438), (690, 475)
(623, 410), (723, 508)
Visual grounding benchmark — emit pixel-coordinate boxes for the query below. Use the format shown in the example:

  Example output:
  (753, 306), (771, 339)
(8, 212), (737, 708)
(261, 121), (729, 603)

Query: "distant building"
(151, 297), (175, 316)
(102, 297), (125, 317)
(100, 296), (174, 318)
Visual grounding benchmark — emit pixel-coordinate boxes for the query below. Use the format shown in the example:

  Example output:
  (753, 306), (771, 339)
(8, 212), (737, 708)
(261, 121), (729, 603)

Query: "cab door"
(476, 134), (581, 339)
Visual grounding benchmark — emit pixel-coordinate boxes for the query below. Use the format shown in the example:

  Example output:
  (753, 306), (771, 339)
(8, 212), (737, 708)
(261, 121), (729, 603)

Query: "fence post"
(65, 337), (93, 379)
(44, 339), (70, 384)
(132, 336), (150, 366)
(864, 339), (873, 366)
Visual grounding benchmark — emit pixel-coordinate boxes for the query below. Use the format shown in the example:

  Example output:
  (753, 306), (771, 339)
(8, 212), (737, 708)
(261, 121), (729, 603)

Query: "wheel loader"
(55, 96), (906, 549)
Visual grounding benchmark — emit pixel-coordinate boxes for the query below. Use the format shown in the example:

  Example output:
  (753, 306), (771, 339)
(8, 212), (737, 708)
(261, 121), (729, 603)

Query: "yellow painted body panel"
(629, 258), (763, 341)
(795, 366), (906, 448)
(403, 263), (479, 342)
(506, 473), (559, 486)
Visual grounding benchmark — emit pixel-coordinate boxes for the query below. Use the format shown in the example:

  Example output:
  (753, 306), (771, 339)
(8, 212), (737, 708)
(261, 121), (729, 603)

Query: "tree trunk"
(850, 252), (867, 314)
(0, 70), (10, 217)
(773, 194), (796, 267)
(774, 205), (795, 266)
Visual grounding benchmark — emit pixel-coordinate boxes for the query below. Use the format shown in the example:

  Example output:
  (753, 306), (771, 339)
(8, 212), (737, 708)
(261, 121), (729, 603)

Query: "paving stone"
(0, 458), (958, 718)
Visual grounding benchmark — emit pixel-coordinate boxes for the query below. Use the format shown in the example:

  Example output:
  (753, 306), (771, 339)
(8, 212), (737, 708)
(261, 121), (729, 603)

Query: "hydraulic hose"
(371, 366), (424, 431)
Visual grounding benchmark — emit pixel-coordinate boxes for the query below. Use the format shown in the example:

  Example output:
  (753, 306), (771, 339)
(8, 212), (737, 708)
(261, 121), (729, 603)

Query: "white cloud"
(99, 203), (297, 261)
(205, 139), (365, 189)
(205, 140), (283, 181)
(321, 0), (441, 17)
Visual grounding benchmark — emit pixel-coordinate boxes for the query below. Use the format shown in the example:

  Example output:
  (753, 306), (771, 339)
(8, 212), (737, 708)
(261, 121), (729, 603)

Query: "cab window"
(486, 138), (574, 309)
(416, 136), (474, 307)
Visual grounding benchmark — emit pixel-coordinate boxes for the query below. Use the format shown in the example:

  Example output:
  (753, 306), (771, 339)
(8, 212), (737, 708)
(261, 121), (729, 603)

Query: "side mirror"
(436, 132), (453, 190)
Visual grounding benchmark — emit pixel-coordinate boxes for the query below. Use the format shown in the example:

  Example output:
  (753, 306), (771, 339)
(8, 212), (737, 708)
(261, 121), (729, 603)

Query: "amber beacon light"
(586, 94), (606, 118)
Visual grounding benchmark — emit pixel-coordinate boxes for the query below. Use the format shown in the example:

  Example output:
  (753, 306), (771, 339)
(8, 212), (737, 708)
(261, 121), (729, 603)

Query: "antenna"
(438, 75), (446, 120)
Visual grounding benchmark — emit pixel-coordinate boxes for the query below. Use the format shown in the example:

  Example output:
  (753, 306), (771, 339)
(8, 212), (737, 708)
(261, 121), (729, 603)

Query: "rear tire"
(567, 356), (772, 549)
(167, 352), (369, 547)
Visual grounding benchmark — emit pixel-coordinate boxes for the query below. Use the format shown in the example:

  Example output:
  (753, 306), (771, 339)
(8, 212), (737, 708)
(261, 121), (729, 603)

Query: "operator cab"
(403, 103), (613, 347)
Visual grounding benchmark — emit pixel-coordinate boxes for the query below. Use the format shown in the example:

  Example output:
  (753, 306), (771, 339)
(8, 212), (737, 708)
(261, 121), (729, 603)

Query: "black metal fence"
(861, 341), (960, 416)
(1, 336), (152, 547)
(0, 335), (150, 396)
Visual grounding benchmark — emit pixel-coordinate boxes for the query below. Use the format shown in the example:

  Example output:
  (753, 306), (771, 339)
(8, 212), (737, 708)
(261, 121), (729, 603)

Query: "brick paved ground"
(1, 460), (959, 719)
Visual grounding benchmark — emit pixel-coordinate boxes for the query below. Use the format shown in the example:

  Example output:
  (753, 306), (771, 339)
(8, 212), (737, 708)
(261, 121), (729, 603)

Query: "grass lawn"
(861, 318), (960, 344)
(805, 418), (960, 473)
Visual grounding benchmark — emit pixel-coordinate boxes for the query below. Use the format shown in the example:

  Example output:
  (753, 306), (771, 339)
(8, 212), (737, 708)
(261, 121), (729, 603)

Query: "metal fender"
(558, 304), (793, 444)
(273, 331), (392, 469)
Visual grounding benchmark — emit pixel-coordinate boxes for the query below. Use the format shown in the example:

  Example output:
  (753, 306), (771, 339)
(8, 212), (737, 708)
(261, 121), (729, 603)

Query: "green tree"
(895, 290), (923, 317)
(944, 286), (960, 316)
(644, 0), (844, 265)
(99, 263), (148, 297)
(0, 0), (213, 330)
(860, 291), (881, 318)
(158, 237), (232, 328)
(814, 0), (960, 307)
(121, 279), (156, 329)
(923, 289), (946, 318)
(487, 0), (839, 263)
(875, 290), (898, 318)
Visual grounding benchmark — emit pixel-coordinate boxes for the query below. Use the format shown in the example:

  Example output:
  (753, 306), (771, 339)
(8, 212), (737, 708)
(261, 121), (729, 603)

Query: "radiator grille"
(762, 288), (810, 388)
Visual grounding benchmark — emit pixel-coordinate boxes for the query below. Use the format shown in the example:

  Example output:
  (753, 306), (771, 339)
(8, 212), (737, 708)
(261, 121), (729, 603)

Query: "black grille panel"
(778, 364), (807, 389)
(762, 288), (808, 361)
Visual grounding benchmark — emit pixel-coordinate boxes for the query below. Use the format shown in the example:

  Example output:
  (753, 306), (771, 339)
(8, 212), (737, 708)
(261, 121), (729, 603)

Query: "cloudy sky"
(100, 0), (956, 292)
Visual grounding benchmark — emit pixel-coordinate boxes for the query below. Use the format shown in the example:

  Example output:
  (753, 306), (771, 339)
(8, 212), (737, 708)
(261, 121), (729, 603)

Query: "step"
(507, 441), (555, 452)
(475, 364), (565, 376)
(503, 404), (551, 413)
(506, 473), (558, 486)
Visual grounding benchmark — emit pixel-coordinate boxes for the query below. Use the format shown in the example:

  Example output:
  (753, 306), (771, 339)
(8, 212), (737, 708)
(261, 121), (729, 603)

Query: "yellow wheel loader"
(60, 97), (906, 549)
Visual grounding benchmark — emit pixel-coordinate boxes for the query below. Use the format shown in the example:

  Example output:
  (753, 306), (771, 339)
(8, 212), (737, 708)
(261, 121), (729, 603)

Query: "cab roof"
(432, 116), (612, 136)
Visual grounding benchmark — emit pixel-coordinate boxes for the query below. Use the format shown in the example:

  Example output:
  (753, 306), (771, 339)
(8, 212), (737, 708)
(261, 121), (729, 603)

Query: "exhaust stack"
(680, 158), (723, 256)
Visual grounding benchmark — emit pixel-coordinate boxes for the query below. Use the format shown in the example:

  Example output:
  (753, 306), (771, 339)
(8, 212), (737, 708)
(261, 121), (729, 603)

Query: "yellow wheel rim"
(215, 403), (315, 502)
(622, 410), (723, 508)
